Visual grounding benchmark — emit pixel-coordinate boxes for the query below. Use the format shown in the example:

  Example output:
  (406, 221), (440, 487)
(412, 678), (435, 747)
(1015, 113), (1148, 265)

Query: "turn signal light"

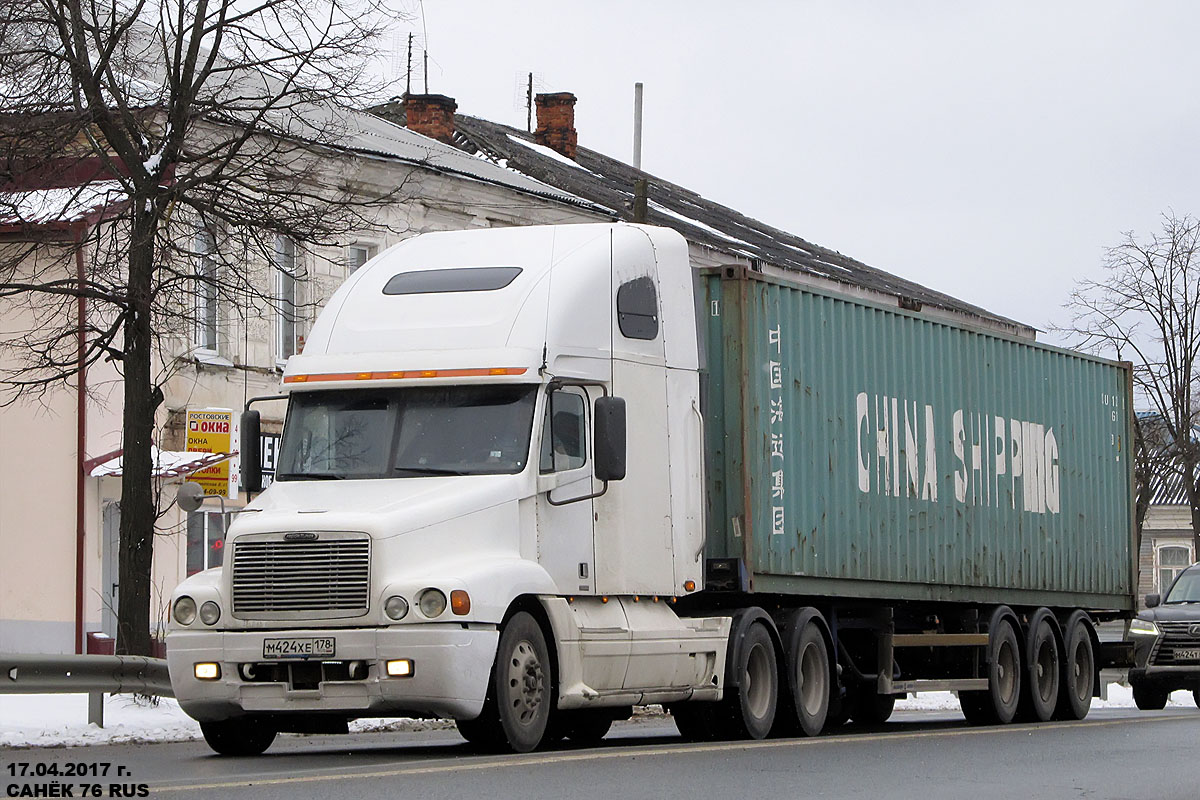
(450, 590), (471, 615)
(684, 580), (696, 592)
(386, 659), (414, 678)
(194, 662), (221, 680)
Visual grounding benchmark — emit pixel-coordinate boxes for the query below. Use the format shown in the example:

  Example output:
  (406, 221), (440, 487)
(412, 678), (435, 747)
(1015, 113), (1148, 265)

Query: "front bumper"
(166, 624), (498, 723)
(1128, 664), (1200, 692)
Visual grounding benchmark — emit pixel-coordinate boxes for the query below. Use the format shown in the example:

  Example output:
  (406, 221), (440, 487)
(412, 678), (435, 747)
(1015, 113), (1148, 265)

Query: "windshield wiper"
(393, 466), (467, 476)
(275, 472), (347, 481)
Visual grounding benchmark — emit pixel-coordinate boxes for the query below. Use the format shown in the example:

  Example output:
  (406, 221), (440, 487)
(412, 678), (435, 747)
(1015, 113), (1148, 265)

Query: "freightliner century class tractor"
(166, 223), (1136, 755)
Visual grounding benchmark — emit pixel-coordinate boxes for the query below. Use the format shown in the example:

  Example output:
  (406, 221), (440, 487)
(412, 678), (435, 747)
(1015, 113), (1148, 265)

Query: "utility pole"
(633, 82), (644, 170)
(527, 73), (533, 132)
(405, 33), (412, 95)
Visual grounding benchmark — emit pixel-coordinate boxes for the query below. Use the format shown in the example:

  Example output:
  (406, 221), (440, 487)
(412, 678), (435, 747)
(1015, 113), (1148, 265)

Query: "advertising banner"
(185, 408), (239, 498)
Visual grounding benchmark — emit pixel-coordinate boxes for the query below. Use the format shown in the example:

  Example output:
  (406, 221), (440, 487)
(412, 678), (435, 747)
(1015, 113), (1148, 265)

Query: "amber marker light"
(284, 367), (528, 384)
(601, 596), (609, 604)
(684, 580), (696, 592)
(386, 659), (414, 678)
(450, 590), (471, 615)
(194, 662), (221, 680)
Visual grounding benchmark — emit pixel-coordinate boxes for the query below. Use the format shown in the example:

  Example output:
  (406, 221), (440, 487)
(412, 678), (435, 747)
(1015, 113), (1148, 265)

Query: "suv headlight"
(1129, 618), (1159, 636)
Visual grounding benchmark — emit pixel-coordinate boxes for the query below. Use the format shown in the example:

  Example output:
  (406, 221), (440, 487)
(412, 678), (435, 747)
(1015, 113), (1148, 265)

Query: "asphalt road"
(4, 707), (1199, 800)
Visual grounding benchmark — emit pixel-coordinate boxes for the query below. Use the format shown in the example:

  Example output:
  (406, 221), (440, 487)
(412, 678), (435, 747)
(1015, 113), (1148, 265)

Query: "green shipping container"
(703, 266), (1135, 612)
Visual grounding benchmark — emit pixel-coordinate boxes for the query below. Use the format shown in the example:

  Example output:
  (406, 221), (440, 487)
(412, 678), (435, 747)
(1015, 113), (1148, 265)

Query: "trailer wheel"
(1056, 613), (1095, 720)
(1132, 683), (1169, 711)
(776, 614), (831, 737)
(670, 702), (721, 741)
(850, 692), (896, 725)
(824, 696), (852, 730)
(1024, 614), (1061, 722)
(199, 718), (276, 756)
(724, 621), (779, 739)
(960, 618), (1021, 725)
(493, 611), (553, 752)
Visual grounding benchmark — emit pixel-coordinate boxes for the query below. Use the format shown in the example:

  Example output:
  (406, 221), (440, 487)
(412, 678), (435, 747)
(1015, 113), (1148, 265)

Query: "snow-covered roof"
(0, 182), (127, 227)
(89, 445), (234, 479)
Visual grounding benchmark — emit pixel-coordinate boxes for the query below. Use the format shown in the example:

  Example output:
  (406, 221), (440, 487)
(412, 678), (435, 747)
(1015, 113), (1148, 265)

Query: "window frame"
(1156, 542), (1194, 594)
(345, 243), (375, 274)
(274, 235), (300, 365)
(539, 387), (589, 474)
(193, 228), (219, 353)
(186, 509), (230, 577)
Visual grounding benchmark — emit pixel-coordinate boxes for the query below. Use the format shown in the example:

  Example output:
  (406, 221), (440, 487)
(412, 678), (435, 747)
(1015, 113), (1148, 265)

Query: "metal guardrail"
(1, 653), (174, 729)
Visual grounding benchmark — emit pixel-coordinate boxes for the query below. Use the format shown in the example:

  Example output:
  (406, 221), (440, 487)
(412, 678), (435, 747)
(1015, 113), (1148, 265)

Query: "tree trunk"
(115, 207), (161, 657)
(1186, 460), (1200, 563)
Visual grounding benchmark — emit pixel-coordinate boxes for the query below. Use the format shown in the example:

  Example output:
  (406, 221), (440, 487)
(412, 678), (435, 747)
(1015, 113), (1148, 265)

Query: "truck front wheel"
(199, 718), (276, 756)
(493, 611), (553, 752)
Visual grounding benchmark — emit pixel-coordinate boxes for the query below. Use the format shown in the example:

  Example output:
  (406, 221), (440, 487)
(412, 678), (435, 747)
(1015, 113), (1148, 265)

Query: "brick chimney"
(403, 93), (457, 144)
(534, 92), (578, 160)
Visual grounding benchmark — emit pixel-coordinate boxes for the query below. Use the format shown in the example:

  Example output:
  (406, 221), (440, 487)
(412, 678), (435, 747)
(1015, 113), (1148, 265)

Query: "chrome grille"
(231, 533), (370, 619)
(1149, 621), (1200, 665)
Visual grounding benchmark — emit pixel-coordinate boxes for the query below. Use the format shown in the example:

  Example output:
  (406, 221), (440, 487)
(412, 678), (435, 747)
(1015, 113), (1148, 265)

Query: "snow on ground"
(1, 684), (1195, 749)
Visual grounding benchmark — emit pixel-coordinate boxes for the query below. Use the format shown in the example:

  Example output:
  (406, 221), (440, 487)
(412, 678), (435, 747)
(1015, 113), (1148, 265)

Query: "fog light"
(199, 601), (221, 625)
(450, 590), (471, 615)
(384, 595), (410, 621)
(173, 596), (197, 626)
(386, 659), (414, 678)
(194, 662), (221, 680)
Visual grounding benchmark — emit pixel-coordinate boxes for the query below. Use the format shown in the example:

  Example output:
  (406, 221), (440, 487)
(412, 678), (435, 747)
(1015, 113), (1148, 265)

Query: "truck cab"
(166, 223), (729, 754)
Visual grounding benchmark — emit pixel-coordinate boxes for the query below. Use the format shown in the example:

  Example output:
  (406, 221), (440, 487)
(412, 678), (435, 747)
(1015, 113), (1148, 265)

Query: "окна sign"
(185, 408), (239, 498)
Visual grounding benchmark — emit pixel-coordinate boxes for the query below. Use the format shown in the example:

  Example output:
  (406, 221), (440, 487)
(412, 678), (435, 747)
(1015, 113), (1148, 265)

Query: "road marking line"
(153, 714), (1191, 793)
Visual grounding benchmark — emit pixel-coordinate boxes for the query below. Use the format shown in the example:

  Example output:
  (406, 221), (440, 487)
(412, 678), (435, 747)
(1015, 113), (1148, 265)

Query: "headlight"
(199, 601), (221, 626)
(418, 588), (447, 618)
(173, 596), (197, 626)
(384, 595), (410, 621)
(1129, 618), (1159, 636)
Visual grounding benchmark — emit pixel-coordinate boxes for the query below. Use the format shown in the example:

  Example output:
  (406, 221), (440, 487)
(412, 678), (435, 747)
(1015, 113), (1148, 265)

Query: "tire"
(1024, 613), (1061, 722)
(670, 702), (721, 742)
(493, 611), (554, 752)
(200, 718), (276, 756)
(961, 618), (1021, 725)
(723, 620), (779, 740)
(559, 710), (613, 744)
(824, 695), (852, 731)
(1194, 688), (1200, 709)
(850, 692), (896, 725)
(1056, 613), (1095, 720)
(777, 614), (831, 737)
(455, 714), (504, 749)
(1132, 683), (1169, 711)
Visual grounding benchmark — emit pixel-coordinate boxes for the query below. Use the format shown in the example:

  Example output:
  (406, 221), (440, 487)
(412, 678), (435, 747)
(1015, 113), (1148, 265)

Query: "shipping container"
(702, 265), (1135, 612)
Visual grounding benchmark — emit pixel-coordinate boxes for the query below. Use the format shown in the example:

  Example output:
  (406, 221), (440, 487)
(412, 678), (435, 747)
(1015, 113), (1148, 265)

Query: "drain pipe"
(74, 225), (87, 655)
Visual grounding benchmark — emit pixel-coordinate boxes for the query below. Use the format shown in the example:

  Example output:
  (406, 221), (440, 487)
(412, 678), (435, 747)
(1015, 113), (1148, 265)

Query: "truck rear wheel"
(1024, 613), (1061, 722)
(724, 620), (779, 740)
(494, 611), (553, 752)
(775, 612), (830, 737)
(199, 718), (276, 756)
(1056, 612), (1095, 720)
(960, 618), (1021, 725)
(850, 692), (896, 725)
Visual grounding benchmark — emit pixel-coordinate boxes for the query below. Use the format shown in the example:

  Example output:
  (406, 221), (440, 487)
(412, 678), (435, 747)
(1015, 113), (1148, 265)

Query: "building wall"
(1139, 504), (1195, 608)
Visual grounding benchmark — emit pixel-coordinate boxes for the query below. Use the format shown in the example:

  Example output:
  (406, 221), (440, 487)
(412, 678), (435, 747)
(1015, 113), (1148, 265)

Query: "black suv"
(1129, 562), (1200, 710)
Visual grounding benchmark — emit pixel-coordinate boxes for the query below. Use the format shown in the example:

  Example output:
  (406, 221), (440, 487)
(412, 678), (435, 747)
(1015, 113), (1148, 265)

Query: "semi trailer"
(165, 223), (1136, 755)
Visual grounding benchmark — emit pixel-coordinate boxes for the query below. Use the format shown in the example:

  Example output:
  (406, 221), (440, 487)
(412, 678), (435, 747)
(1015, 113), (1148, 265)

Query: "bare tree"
(1059, 213), (1200, 556)
(0, 0), (405, 655)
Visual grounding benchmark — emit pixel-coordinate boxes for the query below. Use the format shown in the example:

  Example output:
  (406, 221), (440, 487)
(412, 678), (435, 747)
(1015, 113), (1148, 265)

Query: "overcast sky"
(390, 2), (1200, 340)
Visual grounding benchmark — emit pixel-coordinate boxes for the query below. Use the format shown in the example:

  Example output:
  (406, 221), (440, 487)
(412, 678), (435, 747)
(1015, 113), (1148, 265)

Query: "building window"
(274, 236), (300, 361)
(346, 244), (373, 273)
(186, 510), (229, 576)
(1157, 544), (1193, 594)
(194, 230), (218, 351)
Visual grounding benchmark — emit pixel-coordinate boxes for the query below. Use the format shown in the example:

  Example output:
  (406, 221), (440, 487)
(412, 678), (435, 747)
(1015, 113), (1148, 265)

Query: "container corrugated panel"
(703, 267), (1135, 611)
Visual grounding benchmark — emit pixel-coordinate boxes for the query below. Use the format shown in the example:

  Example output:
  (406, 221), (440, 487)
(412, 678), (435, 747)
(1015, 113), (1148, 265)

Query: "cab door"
(535, 385), (597, 594)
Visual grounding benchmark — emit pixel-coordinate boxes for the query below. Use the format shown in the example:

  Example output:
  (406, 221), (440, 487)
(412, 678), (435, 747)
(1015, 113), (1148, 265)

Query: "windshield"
(1164, 569), (1200, 603)
(275, 385), (538, 480)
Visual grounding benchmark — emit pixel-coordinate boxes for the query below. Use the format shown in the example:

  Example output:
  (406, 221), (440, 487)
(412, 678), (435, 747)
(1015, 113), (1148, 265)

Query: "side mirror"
(176, 481), (205, 513)
(1145, 593), (1161, 609)
(241, 410), (263, 493)
(594, 396), (627, 482)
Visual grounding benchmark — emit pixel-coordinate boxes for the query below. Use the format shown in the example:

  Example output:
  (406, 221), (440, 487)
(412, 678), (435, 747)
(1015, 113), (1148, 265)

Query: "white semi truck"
(166, 223), (1135, 755)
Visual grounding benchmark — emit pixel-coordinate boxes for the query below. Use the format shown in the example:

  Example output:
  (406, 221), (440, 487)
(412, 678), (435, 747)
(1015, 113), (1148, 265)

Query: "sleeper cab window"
(617, 276), (658, 340)
(539, 389), (587, 473)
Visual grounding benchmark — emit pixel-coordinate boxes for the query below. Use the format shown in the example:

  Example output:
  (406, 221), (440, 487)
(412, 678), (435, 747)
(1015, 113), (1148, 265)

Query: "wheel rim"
(1035, 635), (1058, 704)
(506, 638), (545, 726)
(1071, 639), (1093, 703)
(996, 637), (1017, 705)
(797, 641), (826, 717)
(744, 642), (772, 719)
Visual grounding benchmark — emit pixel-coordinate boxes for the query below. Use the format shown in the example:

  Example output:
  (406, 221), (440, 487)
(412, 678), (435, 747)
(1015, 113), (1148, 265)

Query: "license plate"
(262, 637), (335, 659)
(1174, 648), (1200, 661)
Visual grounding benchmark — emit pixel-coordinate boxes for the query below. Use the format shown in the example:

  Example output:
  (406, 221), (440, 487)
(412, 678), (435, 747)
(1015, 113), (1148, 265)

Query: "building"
(1138, 473), (1197, 607)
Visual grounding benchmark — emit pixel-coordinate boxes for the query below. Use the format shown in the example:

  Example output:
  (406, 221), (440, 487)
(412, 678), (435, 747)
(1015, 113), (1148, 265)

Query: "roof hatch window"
(383, 266), (522, 295)
(617, 276), (659, 340)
